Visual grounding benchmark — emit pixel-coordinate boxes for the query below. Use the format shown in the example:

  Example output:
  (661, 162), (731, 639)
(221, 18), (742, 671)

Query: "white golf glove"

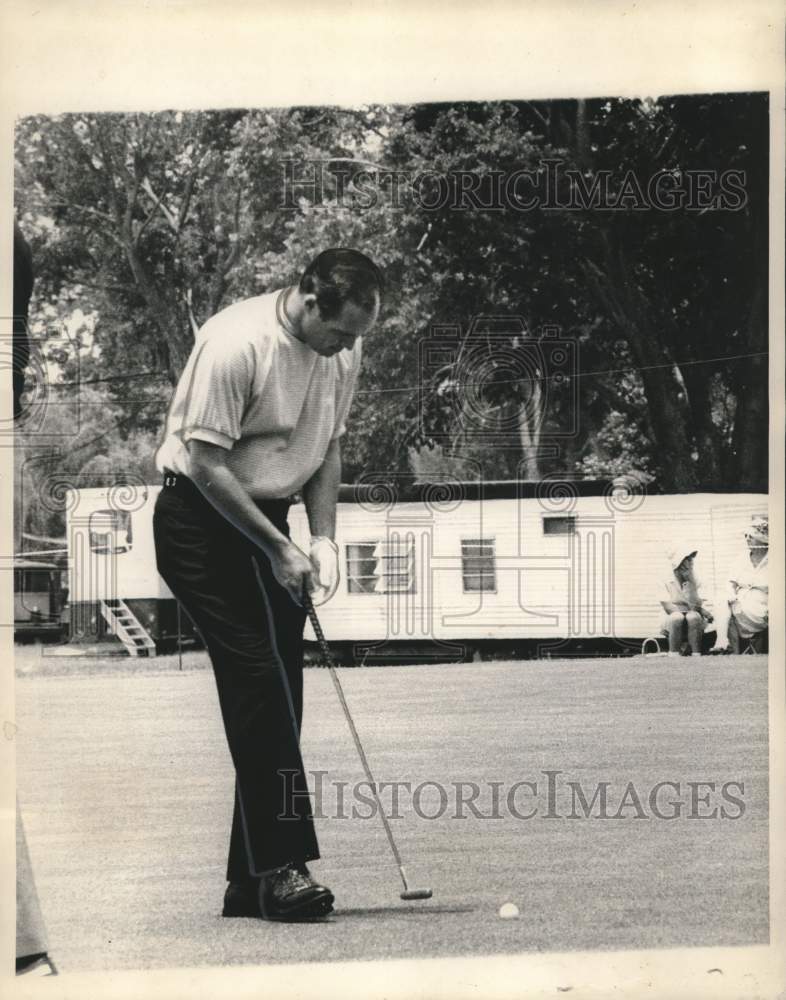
(309, 536), (340, 606)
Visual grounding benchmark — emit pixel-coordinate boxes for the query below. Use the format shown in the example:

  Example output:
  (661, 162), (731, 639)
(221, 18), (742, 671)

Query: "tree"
(13, 383), (158, 548)
(514, 93), (768, 491)
(15, 96), (768, 499)
(15, 110), (252, 388)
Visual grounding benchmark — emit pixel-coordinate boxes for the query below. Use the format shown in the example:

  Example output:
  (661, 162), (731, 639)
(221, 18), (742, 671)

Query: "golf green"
(15, 649), (768, 973)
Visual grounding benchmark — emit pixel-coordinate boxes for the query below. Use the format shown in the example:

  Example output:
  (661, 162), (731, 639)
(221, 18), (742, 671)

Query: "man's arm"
(188, 439), (315, 602)
(302, 437), (341, 540)
(300, 439), (342, 605)
(305, 338), (360, 537)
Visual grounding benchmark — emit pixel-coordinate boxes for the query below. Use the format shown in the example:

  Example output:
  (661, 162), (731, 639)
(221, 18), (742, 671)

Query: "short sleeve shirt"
(155, 290), (362, 499)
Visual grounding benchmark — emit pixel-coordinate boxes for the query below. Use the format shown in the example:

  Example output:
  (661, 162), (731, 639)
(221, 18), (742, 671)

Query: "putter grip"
(303, 590), (333, 666)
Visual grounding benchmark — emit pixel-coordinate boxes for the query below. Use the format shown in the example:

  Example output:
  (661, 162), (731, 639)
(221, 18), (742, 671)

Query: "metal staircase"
(100, 598), (156, 657)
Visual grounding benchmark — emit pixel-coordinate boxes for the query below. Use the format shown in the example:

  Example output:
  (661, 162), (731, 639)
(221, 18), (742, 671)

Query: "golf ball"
(498, 902), (519, 919)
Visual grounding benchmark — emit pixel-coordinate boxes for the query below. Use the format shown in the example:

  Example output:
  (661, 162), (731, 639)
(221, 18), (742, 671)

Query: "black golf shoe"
(223, 865), (333, 921)
(222, 878), (262, 918)
(259, 863), (334, 921)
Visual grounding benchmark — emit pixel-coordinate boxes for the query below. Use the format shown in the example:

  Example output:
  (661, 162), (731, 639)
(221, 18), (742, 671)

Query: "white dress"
(728, 553), (768, 637)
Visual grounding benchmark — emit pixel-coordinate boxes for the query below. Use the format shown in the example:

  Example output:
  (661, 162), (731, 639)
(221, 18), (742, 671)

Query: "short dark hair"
(299, 248), (384, 320)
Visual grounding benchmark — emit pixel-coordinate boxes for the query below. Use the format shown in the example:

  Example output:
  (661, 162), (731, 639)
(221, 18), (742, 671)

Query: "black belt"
(161, 469), (200, 494)
(161, 470), (292, 518)
(162, 470), (182, 488)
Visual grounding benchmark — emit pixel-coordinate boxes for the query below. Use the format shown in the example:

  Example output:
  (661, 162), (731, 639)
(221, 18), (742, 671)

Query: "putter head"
(400, 888), (433, 900)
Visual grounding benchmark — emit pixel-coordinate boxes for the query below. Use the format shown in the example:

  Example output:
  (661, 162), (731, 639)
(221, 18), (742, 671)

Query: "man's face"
(299, 295), (379, 357)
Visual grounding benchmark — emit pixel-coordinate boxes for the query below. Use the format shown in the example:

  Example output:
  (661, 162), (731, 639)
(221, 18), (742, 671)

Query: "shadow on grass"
(335, 904), (476, 918)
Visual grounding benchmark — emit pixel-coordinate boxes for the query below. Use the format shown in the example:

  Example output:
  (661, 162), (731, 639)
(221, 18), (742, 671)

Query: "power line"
(37, 348), (767, 397)
(49, 371), (170, 388)
(359, 349), (768, 395)
(66, 405), (156, 457)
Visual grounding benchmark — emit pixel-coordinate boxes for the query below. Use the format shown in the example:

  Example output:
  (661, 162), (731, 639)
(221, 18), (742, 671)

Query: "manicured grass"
(15, 651), (768, 973)
(14, 641), (210, 678)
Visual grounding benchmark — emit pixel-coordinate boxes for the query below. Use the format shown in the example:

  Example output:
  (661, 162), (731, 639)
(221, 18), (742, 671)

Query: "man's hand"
(271, 539), (317, 605)
(309, 536), (340, 606)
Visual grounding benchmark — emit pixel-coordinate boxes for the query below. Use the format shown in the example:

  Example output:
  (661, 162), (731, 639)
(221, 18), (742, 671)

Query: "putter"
(303, 590), (433, 902)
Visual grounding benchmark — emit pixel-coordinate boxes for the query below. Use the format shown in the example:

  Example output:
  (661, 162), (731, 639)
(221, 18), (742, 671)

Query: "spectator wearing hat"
(711, 515), (768, 654)
(660, 547), (713, 655)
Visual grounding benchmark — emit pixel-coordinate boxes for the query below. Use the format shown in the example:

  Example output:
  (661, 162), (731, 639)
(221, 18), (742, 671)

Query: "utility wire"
(356, 350), (769, 395)
(41, 348), (769, 395)
(49, 371), (170, 388)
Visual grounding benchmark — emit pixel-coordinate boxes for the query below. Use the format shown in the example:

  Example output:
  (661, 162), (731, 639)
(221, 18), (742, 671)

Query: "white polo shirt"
(155, 289), (362, 499)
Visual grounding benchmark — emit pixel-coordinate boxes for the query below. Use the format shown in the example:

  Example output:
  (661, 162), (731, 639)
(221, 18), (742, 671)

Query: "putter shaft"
(304, 593), (432, 900)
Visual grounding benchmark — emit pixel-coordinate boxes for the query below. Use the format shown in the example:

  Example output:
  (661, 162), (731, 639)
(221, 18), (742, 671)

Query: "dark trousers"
(153, 473), (319, 880)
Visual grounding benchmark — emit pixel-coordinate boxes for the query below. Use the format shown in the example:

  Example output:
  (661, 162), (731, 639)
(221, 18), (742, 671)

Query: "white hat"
(667, 546), (697, 571)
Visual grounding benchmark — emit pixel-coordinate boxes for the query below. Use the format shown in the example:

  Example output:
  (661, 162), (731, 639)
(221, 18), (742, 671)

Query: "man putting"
(153, 248), (382, 921)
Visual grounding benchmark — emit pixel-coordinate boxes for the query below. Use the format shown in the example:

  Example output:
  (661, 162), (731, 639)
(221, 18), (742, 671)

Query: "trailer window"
(89, 509), (133, 554)
(543, 516), (576, 535)
(346, 539), (416, 594)
(461, 538), (497, 592)
(20, 569), (53, 592)
(346, 542), (378, 593)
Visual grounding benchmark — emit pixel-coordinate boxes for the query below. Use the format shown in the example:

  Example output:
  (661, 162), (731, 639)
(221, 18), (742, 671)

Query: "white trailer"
(65, 480), (767, 659)
(65, 483), (177, 655)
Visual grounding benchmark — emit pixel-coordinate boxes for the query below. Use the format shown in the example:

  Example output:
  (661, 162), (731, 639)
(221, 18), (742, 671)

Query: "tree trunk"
(626, 341), (699, 491)
(517, 388), (542, 480)
(574, 100), (589, 168)
(583, 241), (700, 492)
(680, 364), (722, 487)
(728, 276), (768, 491)
(123, 245), (193, 383)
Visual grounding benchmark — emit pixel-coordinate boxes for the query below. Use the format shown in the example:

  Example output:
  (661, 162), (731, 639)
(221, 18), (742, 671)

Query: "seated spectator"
(660, 546), (713, 656)
(711, 515), (768, 654)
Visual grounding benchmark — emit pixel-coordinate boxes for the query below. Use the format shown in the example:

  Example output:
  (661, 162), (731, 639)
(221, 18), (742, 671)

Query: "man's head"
(294, 248), (383, 357)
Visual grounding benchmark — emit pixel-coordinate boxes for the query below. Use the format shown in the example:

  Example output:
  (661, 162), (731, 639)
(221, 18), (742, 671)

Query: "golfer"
(153, 248), (382, 921)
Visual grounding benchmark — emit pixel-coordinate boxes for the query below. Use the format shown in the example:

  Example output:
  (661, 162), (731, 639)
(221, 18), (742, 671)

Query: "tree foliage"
(14, 93), (768, 542)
